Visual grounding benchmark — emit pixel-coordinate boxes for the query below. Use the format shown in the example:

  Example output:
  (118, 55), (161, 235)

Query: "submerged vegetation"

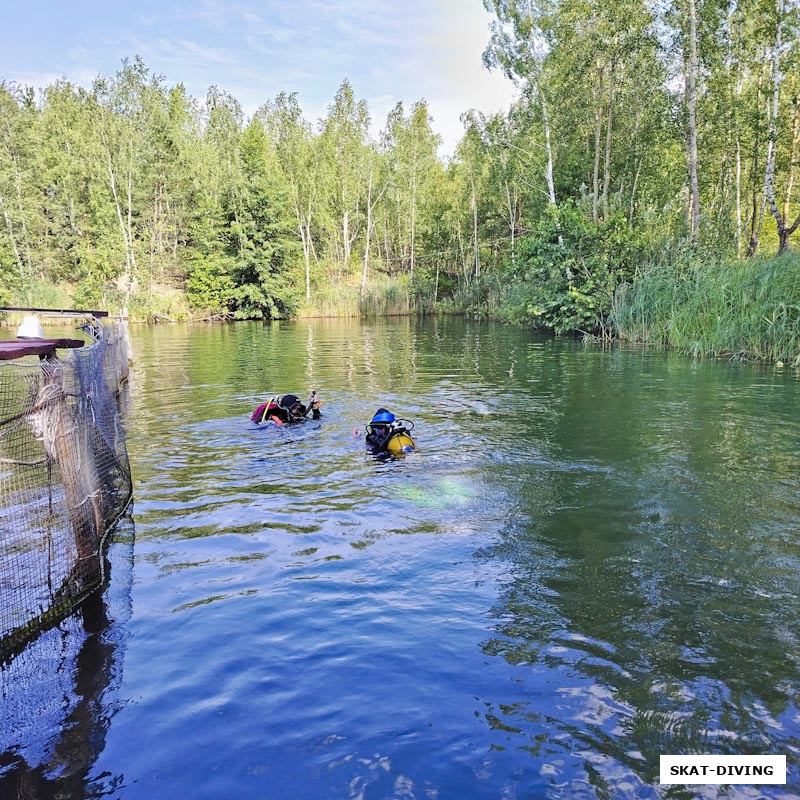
(0, 0), (799, 361)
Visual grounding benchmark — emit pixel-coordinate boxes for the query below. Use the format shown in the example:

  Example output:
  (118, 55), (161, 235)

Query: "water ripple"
(4, 320), (800, 799)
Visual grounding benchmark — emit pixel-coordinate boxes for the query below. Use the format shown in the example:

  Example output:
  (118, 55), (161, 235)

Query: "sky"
(0, 0), (519, 157)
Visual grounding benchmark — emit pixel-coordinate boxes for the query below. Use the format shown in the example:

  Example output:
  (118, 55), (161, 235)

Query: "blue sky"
(1, 0), (518, 156)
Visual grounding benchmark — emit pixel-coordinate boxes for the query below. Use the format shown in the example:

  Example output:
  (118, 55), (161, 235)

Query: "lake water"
(2, 317), (800, 799)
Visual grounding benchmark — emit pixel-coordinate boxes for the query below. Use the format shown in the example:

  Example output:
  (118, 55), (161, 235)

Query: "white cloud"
(3, 0), (518, 156)
(176, 39), (232, 64)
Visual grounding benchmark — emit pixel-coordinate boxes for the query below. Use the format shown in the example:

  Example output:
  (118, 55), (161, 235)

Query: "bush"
(128, 286), (191, 322)
(504, 203), (642, 334)
(185, 253), (236, 313)
(438, 273), (508, 319)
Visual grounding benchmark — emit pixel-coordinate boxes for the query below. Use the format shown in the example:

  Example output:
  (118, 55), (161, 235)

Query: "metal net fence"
(0, 321), (132, 658)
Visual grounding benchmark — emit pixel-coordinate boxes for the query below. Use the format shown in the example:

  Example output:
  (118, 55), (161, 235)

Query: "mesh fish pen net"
(0, 321), (132, 659)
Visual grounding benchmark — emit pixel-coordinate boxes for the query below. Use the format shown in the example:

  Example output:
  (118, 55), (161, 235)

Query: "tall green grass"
(360, 278), (412, 317)
(296, 276), (412, 319)
(12, 280), (75, 311)
(612, 251), (800, 364)
(129, 285), (192, 322)
(297, 283), (362, 318)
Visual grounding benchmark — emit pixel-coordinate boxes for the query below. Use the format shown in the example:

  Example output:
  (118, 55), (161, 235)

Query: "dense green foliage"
(504, 206), (642, 334)
(0, 0), (798, 354)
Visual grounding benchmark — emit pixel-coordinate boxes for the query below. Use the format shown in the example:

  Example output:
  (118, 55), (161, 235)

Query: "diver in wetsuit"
(365, 408), (415, 454)
(251, 392), (321, 425)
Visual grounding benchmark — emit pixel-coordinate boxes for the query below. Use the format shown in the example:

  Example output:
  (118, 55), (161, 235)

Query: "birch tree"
(319, 80), (370, 272)
(764, 0), (800, 251)
(483, 0), (557, 209)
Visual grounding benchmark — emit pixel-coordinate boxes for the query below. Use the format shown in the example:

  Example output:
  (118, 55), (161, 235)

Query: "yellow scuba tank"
(386, 432), (415, 454)
(366, 409), (416, 454)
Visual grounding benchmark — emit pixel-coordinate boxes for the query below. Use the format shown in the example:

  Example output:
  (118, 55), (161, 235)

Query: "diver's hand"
(310, 390), (322, 417)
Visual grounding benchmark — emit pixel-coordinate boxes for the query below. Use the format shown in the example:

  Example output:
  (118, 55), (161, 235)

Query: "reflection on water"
(0, 519), (134, 798)
(2, 318), (799, 799)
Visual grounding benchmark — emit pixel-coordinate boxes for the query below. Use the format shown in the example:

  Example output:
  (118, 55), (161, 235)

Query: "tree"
(228, 119), (301, 318)
(184, 85), (245, 314)
(764, 0), (800, 251)
(685, 0), (701, 239)
(381, 100), (441, 278)
(258, 92), (320, 301)
(319, 80), (370, 272)
(483, 0), (557, 208)
(92, 58), (158, 303)
(456, 114), (489, 279)
(0, 82), (38, 300)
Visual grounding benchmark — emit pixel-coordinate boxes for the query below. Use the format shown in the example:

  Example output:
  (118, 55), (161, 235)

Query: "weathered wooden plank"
(0, 306), (109, 318)
(0, 339), (85, 360)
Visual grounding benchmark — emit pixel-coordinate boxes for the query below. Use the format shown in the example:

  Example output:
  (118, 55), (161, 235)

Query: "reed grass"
(360, 279), (412, 317)
(297, 283), (361, 318)
(612, 251), (800, 364)
(296, 276), (413, 319)
(12, 280), (75, 311)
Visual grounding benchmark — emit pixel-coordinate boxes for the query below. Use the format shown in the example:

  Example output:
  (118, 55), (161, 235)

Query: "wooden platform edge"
(0, 339), (85, 361)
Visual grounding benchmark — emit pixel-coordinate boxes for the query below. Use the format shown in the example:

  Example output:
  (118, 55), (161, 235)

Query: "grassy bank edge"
(611, 252), (800, 366)
(5, 252), (800, 367)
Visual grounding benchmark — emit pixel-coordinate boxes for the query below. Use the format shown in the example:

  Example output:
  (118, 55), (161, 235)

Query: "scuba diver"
(251, 391), (321, 425)
(364, 408), (415, 455)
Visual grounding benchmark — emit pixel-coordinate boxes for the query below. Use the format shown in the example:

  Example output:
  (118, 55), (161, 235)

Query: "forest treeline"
(1, 0), (799, 358)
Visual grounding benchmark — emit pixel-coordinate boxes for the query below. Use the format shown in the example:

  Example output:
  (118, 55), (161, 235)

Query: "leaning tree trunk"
(410, 196), (416, 279)
(783, 99), (799, 225)
(342, 208), (350, 269)
(299, 223), (311, 300)
(362, 170), (373, 292)
(471, 178), (479, 279)
(505, 183), (516, 269)
(101, 127), (134, 295)
(290, 178), (312, 301)
(748, 58), (769, 256)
